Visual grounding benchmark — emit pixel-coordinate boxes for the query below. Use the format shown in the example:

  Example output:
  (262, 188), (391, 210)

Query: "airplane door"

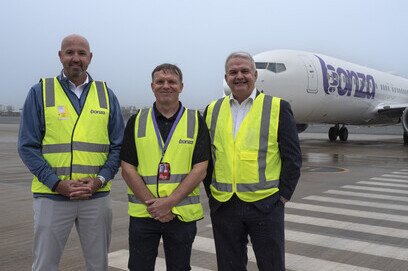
(300, 55), (318, 93)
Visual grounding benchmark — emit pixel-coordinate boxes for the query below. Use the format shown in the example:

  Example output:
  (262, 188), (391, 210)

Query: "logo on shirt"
(58, 106), (69, 120)
(90, 109), (106, 115)
(179, 139), (194, 144)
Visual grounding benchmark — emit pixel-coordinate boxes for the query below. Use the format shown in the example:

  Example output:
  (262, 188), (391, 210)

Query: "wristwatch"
(97, 175), (108, 188)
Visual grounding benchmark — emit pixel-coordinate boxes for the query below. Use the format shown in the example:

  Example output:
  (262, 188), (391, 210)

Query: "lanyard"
(151, 106), (184, 158)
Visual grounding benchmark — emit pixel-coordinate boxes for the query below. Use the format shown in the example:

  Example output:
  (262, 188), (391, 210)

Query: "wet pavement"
(1, 121), (408, 271)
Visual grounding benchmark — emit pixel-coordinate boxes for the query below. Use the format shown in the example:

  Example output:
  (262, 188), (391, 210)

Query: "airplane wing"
(376, 103), (408, 118)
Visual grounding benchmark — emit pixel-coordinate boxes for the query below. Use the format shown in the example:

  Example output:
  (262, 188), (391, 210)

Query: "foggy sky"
(1, 0), (407, 109)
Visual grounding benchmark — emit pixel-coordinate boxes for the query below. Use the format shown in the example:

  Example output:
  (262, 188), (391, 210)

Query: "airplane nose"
(223, 79), (231, 96)
(255, 69), (270, 91)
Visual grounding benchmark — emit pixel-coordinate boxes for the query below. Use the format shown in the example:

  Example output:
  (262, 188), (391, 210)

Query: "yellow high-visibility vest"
(31, 77), (111, 194)
(206, 94), (281, 202)
(128, 107), (204, 222)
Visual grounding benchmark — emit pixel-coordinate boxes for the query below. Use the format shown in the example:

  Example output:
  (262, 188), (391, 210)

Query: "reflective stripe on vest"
(128, 107), (204, 222)
(211, 175), (279, 193)
(206, 94), (281, 202)
(137, 108), (196, 139)
(31, 77), (111, 194)
(140, 174), (187, 185)
(44, 77), (108, 109)
(42, 142), (110, 153)
(53, 165), (101, 176)
(128, 194), (200, 206)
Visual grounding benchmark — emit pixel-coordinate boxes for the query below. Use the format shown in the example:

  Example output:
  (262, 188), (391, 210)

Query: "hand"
(55, 180), (92, 200)
(145, 197), (174, 220)
(77, 177), (103, 194)
(158, 212), (175, 223)
(280, 196), (288, 205)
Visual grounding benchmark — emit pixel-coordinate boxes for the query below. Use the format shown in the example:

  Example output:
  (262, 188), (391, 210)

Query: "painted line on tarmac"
(286, 213), (408, 239)
(109, 236), (381, 271)
(285, 254), (380, 271)
(381, 174), (408, 179)
(370, 177), (408, 183)
(108, 249), (212, 271)
(357, 181), (408, 188)
(286, 229), (408, 261)
(325, 189), (408, 202)
(341, 185), (408, 195)
(194, 236), (381, 271)
(392, 171), (408, 175)
(286, 202), (408, 223)
(303, 195), (408, 212)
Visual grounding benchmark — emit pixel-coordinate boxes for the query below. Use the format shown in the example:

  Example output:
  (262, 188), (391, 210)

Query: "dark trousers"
(210, 194), (285, 271)
(128, 217), (197, 271)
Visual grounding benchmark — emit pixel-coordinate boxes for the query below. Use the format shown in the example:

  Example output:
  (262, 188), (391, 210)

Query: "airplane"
(223, 49), (408, 144)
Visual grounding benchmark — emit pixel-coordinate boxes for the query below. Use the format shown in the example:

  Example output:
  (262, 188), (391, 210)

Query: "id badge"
(158, 162), (171, 181)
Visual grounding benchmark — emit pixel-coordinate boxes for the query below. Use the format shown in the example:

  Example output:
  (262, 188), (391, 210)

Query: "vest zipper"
(69, 117), (80, 179)
(64, 81), (91, 180)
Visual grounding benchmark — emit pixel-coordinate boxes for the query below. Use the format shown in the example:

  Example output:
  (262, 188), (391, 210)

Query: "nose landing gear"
(328, 124), (348, 142)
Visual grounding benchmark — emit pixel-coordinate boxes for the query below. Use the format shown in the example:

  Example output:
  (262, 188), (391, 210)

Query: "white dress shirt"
(63, 72), (89, 98)
(229, 88), (257, 138)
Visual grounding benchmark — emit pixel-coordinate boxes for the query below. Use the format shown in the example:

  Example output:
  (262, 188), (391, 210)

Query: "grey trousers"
(32, 196), (112, 271)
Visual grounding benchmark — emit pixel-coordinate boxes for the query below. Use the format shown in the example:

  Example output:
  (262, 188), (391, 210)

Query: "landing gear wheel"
(339, 127), (348, 142)
(404, 132), (408, 145)
(328, 127), (338, 142)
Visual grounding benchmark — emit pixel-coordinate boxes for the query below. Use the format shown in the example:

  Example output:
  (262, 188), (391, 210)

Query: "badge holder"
(158, 162), (171, 181)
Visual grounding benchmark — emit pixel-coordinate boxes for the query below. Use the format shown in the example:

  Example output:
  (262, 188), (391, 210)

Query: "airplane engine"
(296, 124), (308, 133)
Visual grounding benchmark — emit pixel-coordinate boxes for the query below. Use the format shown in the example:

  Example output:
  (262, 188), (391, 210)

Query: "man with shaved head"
(18, 34), (124, 270)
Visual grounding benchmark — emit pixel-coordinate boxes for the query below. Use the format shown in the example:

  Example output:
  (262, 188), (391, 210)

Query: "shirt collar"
(230, 88), (257, 104)
(153, 102), (182, 120)
(61, 71), (89, 90)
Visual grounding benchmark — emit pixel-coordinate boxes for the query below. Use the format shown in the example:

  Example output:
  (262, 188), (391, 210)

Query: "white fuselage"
(245, 50), (408, 126)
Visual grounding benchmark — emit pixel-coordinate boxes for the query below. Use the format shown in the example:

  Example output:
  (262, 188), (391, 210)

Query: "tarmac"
(1, 118), (408, 271)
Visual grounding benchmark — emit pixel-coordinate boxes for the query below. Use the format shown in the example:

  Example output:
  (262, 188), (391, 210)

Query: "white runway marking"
(108, 249), (212, 271)
(108, 250), (128, 270)
(193, 236), (381, 271)
(382, 174), (408, 179)
(303, 196), (408, 211)
(286, 213), (408, 238)
(342, 185), (408, 195)
(285, 254), (381, 271)
(391, 171), (408, 175)
(303, 195), (408, 211)
(108, 236), (382, 271)
(325, 189), (408, 202)
(108, 169), (408, 271)
(357, 181), (408, 188)
(286, 202), (408, 223)
(370, 177), (408, 183)
(286, 229), (408, 261)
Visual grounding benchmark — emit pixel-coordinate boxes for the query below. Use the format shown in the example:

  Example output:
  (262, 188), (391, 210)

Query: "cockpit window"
(255, 62), (286, 73)
(266, 63), (277, 72)
(276, 63), (286, 73)
(255, 62), (268, 69)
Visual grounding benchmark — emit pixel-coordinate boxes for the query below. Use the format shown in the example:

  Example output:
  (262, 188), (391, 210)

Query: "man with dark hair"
(18, 34), (124, 271)
(205, 52), (302, 270)
(121, 63), (211, 271)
